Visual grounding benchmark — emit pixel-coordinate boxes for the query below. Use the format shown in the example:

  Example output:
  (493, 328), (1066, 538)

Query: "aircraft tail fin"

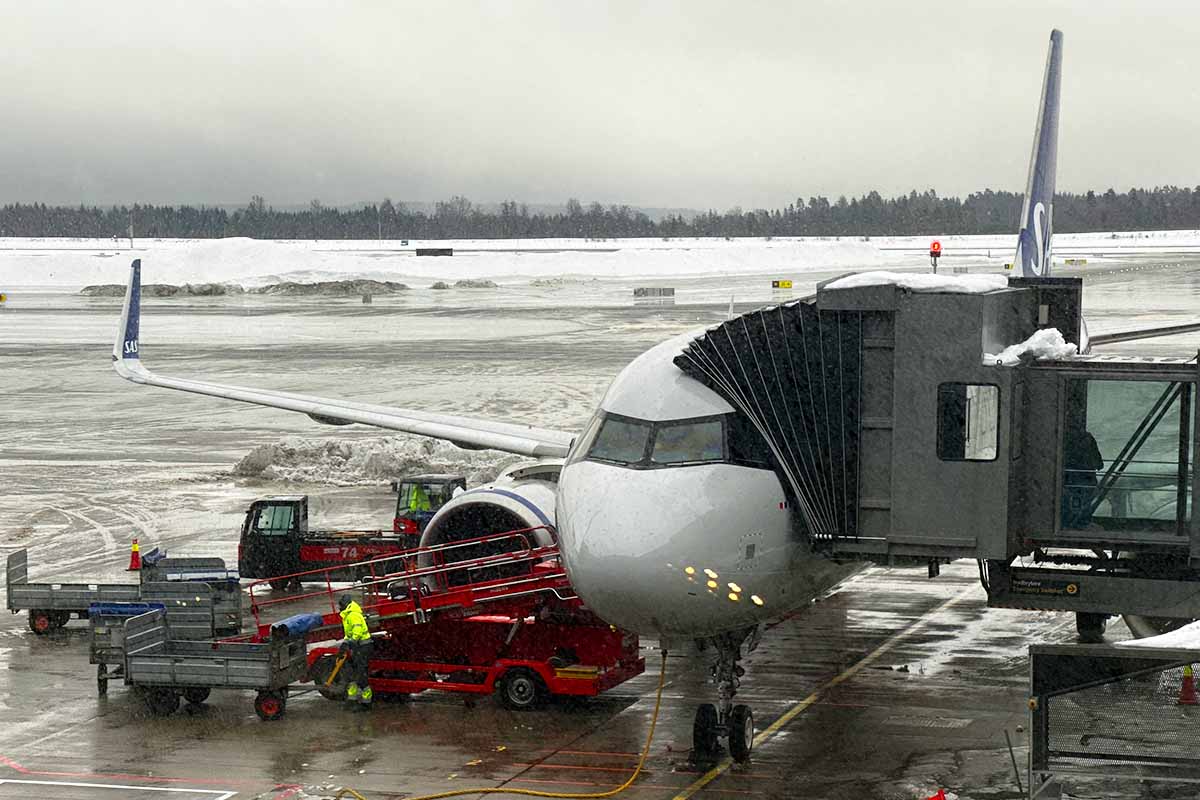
(1013, 29), (1063, 278)
(112, 259), (149, 381)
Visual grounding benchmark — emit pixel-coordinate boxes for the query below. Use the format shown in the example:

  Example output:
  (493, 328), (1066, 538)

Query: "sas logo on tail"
(124, 339), (139, 355)
(1017, 201), (1049, 276)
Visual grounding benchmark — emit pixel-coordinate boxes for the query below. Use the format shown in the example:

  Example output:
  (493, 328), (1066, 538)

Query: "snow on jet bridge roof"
(821, 271), (1010, 294)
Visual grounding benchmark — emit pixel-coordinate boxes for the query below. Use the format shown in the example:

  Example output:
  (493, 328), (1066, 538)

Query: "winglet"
(112, 259), (149, 381)
(1013, 29), (1063, 278)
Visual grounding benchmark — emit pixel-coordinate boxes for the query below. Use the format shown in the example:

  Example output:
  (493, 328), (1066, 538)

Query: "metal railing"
(1030, 643), (1200, 798)
(244, 526), (563, 629)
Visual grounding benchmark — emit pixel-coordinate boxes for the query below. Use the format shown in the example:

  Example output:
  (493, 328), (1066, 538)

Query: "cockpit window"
(651, 419), (724, 464)
(580, 412), (772, 471)
(588, 416), (652, 464)
(566, 412), (604, 466)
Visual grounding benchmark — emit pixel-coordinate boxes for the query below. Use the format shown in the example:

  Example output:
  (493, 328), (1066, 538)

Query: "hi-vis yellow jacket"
(340, 600), (370, 642)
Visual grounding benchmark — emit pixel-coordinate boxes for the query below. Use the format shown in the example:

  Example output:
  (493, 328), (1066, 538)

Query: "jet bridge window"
(1061, 378), (1193, 533)
(937, 383), (999, 461)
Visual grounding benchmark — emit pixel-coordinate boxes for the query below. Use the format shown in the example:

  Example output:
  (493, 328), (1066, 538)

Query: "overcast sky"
(1, 1), (1197, 210)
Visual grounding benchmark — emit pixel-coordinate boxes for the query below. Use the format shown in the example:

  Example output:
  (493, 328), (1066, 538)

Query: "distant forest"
(3, 187), (1199, 240)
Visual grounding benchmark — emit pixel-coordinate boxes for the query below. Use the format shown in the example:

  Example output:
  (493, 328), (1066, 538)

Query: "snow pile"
(0, 236), (897, 288)
(823, 271), (1009, 293)
(983, 328), (1077, 366)
(233, 435), (521, 486)
(1116, 620), (1200, 650)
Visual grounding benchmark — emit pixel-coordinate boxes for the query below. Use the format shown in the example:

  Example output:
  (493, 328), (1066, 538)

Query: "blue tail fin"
(1014, 29), (1063, 278)
(112, 259), (144, 376)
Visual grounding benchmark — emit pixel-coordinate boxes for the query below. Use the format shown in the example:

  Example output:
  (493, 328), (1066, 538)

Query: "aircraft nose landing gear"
(692, 628), (757, 764)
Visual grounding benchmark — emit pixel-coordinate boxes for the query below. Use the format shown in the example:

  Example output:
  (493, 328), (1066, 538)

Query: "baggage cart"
(7, 549), (242, 635)
(123, 609), (308, 720)
(90, 584), (219, 695)
(88, 602), (164, 695)
(7, 549), (139, 633)
(140, 557), (242, 634)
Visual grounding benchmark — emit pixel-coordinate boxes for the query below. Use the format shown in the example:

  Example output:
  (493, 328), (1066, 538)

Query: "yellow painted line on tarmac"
(670, 586), (974, 800)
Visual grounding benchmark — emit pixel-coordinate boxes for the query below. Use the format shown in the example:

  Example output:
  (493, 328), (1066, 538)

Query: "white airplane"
(112, 29), (1096, 762)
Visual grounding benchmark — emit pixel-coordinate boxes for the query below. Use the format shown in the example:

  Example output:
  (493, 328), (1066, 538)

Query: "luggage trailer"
(237, 526), (645, 712)
(122, 606), (308, 720)
(6, 549), (241, 635)
(91, 580), (239, 695)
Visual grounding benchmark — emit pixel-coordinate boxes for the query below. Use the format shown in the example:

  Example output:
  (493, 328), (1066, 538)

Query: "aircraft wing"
(1087, 321), (1200, 347)
(110, 260), (575, 458)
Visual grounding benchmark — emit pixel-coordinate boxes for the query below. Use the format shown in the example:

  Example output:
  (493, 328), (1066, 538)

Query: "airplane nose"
(557, 461), (776, 636)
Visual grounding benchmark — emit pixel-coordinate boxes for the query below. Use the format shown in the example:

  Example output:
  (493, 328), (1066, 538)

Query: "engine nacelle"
(419, 477), (558, 550)
(416, 464), (560, 586)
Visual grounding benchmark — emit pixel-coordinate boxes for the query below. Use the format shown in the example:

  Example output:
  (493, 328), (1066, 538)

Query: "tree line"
(2, 186), (1199, 240)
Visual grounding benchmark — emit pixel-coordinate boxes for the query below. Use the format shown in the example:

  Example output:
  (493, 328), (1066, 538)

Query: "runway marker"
(670, 586), (975, 800)
(0, 778), (234, 799)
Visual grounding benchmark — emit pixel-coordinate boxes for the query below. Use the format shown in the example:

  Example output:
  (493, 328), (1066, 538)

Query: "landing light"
(728, 592), (740, 602)
(684, 566), (696, 576)
(706, 580), (718, 589)
(728, 582), (742, 593)
(704, 568), (718, 579)
(751, 595), (764, 606)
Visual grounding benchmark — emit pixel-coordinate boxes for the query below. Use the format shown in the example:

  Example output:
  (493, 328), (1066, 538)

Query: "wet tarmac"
(3, 252), (1200, 798)
(0, 560), (1063, 800)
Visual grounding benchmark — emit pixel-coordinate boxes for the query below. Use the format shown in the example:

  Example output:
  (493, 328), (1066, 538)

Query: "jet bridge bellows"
(675, 303), (862, 542)
(679, 274), (1200, 624)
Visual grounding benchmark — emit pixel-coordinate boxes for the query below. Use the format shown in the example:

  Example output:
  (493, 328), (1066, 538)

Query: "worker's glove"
(338, 640), (350, 655)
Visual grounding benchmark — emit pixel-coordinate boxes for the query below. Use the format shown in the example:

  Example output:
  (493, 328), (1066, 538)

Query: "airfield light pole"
(929, 240), (942, 272)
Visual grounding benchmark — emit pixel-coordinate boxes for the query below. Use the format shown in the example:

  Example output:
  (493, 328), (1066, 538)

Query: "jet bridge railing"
(1029, 643), (1200, 798)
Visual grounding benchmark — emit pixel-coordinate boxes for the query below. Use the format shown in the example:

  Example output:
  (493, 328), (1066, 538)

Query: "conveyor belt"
(243, 534), (573, 643)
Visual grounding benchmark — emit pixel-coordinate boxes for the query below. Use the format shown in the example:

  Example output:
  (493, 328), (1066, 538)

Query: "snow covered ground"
(3, 229), (1199, 290)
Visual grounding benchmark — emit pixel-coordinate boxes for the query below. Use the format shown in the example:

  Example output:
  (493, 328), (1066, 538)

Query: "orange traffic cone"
(1180, 665), (1198, 706)
(126, 538), (141, 571)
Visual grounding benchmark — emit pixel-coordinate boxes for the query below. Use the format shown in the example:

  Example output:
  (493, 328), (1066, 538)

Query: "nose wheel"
(728, 704), (753, 762)
(693, 703), (719, 755)
(692, 702), (755, 763)
(692, 628), (757, 764)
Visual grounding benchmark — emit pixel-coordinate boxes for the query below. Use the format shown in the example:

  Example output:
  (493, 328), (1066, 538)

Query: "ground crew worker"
(409, 483), (431, 512)
(1062, 428), (1104, 528)
(338, 594), (373, 708)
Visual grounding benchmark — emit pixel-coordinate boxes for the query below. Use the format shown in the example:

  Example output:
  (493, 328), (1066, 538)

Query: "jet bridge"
(676, 275), (1200, 624)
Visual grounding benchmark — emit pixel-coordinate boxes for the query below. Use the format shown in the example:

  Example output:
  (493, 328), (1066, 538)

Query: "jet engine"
(417, 461), (560, 585)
